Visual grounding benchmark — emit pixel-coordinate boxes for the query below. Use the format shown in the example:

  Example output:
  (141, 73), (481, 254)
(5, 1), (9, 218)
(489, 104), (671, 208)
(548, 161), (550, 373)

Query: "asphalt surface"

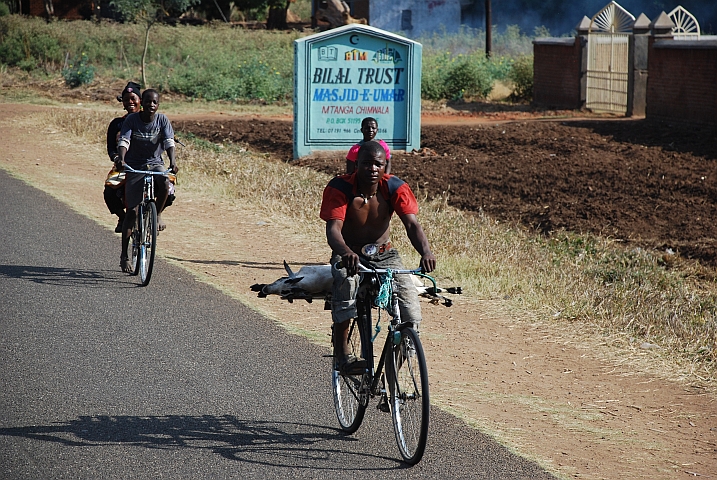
(0, 168), (556, 479)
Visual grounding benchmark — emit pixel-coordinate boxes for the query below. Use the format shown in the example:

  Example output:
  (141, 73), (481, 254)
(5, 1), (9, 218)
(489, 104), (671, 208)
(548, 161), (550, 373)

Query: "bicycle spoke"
(389, 327), (429, 465)
(332, 317), (369, 433)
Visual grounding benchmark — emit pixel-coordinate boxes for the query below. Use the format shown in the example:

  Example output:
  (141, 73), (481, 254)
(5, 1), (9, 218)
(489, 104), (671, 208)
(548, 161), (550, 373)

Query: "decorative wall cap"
(633, 13), (651, 33)
(576, 16), (591, 34)
(651, 11), (676, 35)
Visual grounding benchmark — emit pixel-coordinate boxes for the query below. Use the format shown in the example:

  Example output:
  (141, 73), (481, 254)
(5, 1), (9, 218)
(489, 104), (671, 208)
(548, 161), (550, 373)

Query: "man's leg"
(104, 186), (125, 233)
(333, 319), (351, 357)
(120, 208), (137, 272)
(330, 254), (364, 370)
(154, 176), (169, 231)
(372, 249), (423, 331)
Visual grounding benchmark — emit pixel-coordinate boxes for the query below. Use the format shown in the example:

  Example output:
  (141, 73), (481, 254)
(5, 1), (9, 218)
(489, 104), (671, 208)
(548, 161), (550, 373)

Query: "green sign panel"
(294, 24), (422, 159)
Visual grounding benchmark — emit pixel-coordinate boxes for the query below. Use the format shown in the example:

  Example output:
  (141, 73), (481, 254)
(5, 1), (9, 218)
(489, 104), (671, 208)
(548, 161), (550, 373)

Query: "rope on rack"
(371, 269), (393, 342)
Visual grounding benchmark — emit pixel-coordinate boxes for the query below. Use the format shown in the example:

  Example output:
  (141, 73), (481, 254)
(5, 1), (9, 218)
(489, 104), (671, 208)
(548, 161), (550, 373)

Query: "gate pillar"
(576, 16), (591, 109)
(628, 13), (651, 116)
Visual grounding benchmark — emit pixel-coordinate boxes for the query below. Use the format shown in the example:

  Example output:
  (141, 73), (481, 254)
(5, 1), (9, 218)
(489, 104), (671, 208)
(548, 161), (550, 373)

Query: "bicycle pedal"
(377, 395), (390, 413)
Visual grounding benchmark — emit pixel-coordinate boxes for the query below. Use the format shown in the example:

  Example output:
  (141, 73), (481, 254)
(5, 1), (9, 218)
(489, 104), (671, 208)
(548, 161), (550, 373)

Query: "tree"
(110, 0), (199, 87)
(265, 0), (290, 29)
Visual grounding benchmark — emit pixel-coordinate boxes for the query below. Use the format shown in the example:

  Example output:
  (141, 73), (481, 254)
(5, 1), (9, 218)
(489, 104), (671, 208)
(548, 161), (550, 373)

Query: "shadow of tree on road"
(0, 264), (134, 288)
(0, 415), (401, 469)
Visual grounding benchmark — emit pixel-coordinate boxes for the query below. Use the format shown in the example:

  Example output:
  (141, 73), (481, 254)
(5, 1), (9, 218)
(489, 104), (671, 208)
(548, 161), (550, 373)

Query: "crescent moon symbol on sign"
(350, 35), (359, 45)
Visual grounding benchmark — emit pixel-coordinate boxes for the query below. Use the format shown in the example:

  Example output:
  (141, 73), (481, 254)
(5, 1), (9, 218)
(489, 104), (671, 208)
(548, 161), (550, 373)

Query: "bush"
(422, 52), (504, 102)
(0, 24), (62, 71)
(444, 57), (493, 101)
(62, 52), (95, 87)
(508, 55), (533, 101)
(0, 2), (10, 16)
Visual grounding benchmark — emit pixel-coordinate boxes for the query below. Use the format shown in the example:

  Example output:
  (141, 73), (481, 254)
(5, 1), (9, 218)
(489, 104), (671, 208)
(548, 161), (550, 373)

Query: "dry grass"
(44, 107), (717, 388)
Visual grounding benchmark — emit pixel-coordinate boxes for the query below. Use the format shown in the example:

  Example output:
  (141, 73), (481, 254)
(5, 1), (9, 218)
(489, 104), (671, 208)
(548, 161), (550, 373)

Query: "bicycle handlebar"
(333, 260), (422, 276)
(334, 260), (451, 305)
(122, 165), (172, 175)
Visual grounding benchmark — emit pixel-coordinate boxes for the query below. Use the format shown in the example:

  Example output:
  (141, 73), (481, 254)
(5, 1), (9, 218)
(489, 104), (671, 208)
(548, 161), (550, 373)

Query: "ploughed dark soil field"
(173, 116), (717, 266)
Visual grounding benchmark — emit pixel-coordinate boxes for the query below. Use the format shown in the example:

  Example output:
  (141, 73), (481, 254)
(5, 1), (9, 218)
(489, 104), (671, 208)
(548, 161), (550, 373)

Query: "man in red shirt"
(320, 141), (436, 371)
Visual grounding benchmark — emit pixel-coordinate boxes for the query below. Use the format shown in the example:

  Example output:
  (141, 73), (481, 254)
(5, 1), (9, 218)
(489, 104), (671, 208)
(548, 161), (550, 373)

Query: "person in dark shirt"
(104, 82), (141, 233)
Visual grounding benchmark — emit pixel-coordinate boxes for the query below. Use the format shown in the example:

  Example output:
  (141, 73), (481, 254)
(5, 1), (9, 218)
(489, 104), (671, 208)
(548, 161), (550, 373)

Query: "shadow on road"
(0, 264), (135, 287)
(0, 415), (401, 469)
(165, 257), (327, 271)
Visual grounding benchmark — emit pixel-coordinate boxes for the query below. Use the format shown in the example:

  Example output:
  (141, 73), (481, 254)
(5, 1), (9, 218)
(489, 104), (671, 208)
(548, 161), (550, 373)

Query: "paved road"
(0, 169), (555, 479)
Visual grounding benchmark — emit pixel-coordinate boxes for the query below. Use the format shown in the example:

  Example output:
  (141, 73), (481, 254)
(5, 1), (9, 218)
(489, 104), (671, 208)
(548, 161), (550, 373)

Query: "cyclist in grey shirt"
(116, 89), (178, 273)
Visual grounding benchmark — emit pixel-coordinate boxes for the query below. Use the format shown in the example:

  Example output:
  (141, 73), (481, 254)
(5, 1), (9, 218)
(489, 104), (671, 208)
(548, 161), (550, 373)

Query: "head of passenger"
(118, 82), (141, 114)
(360, 117), (378, 143)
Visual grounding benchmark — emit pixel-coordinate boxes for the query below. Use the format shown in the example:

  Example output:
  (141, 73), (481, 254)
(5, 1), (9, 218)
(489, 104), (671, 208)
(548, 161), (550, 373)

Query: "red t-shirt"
(320, 173), (418, 221)
(346, 139), (391, 164)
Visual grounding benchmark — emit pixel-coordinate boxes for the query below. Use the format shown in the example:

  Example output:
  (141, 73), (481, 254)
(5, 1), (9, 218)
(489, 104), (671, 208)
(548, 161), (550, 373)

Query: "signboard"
(294, 24), (422, 159)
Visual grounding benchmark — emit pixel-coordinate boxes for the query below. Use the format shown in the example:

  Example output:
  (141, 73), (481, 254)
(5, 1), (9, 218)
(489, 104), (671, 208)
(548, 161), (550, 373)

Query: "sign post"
(294, 24), (422, 159)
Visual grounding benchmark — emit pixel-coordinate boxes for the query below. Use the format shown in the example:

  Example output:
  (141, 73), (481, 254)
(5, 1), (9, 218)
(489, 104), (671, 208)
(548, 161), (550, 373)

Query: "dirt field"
(2, 99), (716, 480)
(173, 114), (717, 265)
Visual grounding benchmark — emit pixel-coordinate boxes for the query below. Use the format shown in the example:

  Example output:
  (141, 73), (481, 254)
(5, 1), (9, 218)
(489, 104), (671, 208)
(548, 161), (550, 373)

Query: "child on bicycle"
(104, 82), (141, 233)
(116, 89), (179, 273)
(345, 117), (391, 174)
(320, 141), (435, 372)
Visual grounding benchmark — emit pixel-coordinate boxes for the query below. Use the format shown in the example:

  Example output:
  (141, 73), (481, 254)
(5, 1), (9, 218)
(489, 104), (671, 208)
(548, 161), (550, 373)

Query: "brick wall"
(646, 39), (717, 125)
(532, 38), (582, 109)
(28, 0), (92, 19)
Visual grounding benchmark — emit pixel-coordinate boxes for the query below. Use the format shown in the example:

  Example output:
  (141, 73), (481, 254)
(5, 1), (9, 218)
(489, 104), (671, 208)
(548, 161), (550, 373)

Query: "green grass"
(1, 15), (534, 102)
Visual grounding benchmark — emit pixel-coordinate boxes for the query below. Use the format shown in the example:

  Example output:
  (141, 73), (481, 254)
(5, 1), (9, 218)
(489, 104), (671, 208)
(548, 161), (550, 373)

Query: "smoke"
(461, 0), (716, 35)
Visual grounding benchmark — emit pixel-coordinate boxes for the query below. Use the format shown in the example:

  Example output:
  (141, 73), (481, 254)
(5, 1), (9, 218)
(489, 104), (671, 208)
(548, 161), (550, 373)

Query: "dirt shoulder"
(1, 102), (715, 479)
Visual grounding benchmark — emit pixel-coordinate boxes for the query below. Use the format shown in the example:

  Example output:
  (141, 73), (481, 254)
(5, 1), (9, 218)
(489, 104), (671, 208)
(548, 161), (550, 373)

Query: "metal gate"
(585, 2), (634, 114)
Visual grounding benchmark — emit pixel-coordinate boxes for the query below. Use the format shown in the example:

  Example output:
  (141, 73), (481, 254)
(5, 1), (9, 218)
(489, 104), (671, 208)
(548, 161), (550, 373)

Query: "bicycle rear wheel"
(138, 202), (157, 286)
(387, 326), (429, 465)
(331, 316), (369, 433)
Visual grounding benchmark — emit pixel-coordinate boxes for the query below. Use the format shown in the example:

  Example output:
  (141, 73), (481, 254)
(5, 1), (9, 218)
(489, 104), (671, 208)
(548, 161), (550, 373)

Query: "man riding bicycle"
(116, 89), (178, 273)
(320, 140), (436, 373)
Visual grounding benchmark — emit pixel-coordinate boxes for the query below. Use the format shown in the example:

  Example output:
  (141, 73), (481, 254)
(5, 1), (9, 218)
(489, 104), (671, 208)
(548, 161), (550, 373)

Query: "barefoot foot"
(157, 214), (166, 232)
(120, 256), (132, 273)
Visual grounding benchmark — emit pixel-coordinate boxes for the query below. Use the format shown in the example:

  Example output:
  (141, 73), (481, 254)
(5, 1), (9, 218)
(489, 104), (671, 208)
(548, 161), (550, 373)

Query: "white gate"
(669, 6), (701, 40)
(586, 1), (634, 114)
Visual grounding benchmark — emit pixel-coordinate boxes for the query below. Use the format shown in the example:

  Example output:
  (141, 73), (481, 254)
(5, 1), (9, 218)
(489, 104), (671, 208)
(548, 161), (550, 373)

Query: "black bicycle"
(331, 261), (443, 465)
(123, 165), (172, 286)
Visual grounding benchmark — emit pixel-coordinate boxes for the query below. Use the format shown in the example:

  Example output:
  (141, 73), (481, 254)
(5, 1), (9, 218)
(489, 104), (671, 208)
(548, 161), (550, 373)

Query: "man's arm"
(326, 219), (360, 275)
(399, 213), (436, 273)
(107, 118), (120, 162)
(116, 117), (133, 169)
(116, 145), (127, 170)
(165, 146), (178, 173)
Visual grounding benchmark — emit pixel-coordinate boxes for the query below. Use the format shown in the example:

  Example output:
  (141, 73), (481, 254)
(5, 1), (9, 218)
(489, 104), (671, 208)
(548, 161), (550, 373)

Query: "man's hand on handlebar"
(169, 163), (179, 174)
(420, 253), (436, 274)
(341, 251), (360, 276)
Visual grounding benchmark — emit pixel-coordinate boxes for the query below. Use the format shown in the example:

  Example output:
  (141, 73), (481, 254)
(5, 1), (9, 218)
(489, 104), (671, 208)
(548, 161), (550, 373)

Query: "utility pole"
(485, 0), (492, 58)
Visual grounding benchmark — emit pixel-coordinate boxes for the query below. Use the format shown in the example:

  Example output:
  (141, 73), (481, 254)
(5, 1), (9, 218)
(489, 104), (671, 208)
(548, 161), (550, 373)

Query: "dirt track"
(173, 116), (717, 265)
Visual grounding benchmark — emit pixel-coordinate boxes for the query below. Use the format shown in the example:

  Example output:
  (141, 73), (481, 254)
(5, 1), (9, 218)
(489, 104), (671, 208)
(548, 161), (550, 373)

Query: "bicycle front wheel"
(138, 202), (157, 286)
(331, 317), (369, 433)
(130, 210), (141, 276)
(388, 326), (429, 465)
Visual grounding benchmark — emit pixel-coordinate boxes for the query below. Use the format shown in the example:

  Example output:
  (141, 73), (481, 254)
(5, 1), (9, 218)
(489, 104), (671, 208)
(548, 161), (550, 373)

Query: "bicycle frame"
(123, 165), (170, 286)
(332, 261), (432, 464)
(122, 165), (170, 204)
(352, 264), (426, 396)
